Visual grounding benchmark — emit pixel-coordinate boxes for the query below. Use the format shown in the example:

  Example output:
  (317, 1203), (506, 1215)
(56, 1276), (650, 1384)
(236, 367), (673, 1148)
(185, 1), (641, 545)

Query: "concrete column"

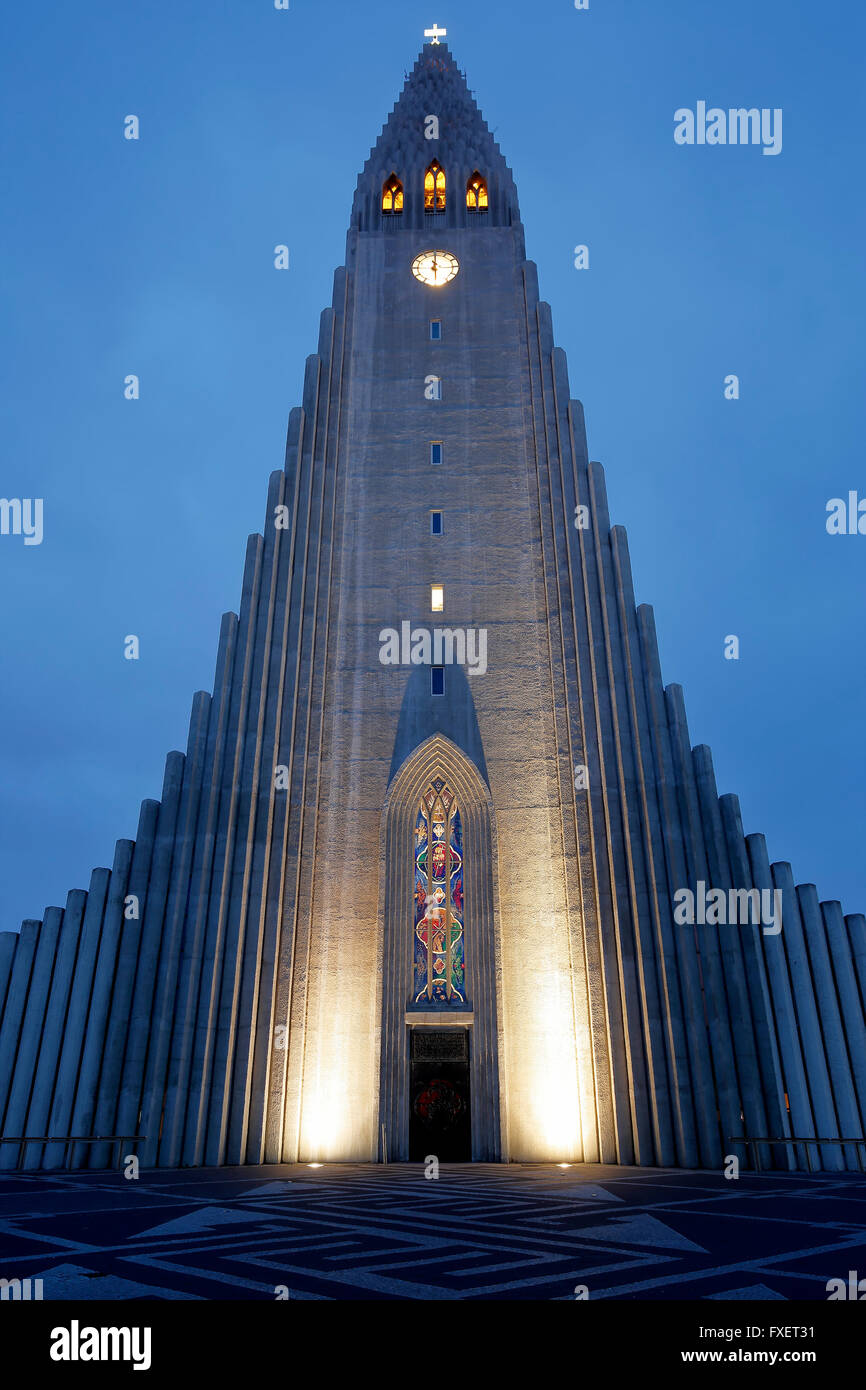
(263, 408), (311, 1164)
(88, 800), (159, 1168)
(535, 328), (598, 1164)
(558, 392), (610, 1164)
(692, 747), (768, 1165)
(746, 834), (810, 1170)
(666, 688), (741, 1165)
(21, 891), (87, 1169)
(821, 901), (866, 1139)
(67, 841), (135, 1167)
(586, 461), (652, 1166)
(0, 922), (41, 1131)
(797, 885), (861, 1168)
(0, 931), (19, 1022)
(114, 751), (186, 1149)
(0, 907), (63, 1169)
(846, 913), (866, 1015)
(719, 793), (789, 1163)
(43, 875), (110, 1168)
(612, 529), (686, 1166)
(192, 535), (265, 1168)
(161, 540), (264, 1168)
(563, 398), (620, 1163)
(771, 863), (843, 1170)
(218, 480), (289, 1168)
(138, 690), (215, 1168)
(228, 472), (292, 1167)
(638, 604), (715, 1167)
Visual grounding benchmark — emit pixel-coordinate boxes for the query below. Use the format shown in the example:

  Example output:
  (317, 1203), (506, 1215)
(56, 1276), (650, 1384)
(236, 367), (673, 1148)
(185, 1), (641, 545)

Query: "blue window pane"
(431, 442), (443, 465)
(430, 320), (442, 340)
(431, 666), (445, 696)
(431, 511), (443, 535)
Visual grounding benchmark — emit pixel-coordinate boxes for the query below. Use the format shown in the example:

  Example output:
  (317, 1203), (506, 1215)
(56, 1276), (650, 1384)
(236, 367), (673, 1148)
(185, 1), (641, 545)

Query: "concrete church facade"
(2, 40), (865, 1173)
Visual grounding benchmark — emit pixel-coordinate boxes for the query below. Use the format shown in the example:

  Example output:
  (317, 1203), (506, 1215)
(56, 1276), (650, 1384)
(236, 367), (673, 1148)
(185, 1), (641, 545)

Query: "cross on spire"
(424, 24), (447, 45)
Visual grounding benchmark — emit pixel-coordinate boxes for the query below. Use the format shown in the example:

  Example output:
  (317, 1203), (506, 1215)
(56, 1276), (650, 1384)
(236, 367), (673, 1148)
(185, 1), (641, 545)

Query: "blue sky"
(1, 0), (864, 930)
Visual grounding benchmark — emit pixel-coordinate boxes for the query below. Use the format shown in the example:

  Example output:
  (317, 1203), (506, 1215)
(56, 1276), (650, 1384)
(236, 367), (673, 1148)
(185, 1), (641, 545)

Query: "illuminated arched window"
(413, 780), (465, 1005)
(382, 173), (403, 214)
(424, 160), (446, 211)
(466, 171), (488, 211)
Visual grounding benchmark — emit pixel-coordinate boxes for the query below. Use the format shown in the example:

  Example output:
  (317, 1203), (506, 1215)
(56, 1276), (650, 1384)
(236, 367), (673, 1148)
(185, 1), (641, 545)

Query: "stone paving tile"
(0, 1164), (863, 1300)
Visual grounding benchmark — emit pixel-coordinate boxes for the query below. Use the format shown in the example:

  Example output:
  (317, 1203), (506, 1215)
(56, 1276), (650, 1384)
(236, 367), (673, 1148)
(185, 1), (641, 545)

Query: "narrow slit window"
(430, 510), (443, 536)
(430, 320), (442, 341)
(431, 584), (444, 612)
(430, 442), (443, 465)
(431, 666), (445, 697)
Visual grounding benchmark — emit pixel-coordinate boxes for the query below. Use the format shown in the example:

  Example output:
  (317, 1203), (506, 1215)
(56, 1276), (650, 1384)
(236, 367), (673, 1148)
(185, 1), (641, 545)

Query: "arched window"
(382, 173), (403, 213)
(424, 160), (446, 211)
(413, 780), (465, 1005)
(466, 171), (488, 211)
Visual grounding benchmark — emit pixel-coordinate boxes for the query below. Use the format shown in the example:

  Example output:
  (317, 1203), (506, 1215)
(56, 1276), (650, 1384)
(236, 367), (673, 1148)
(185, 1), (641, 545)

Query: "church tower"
(2, 38), (865, 1173)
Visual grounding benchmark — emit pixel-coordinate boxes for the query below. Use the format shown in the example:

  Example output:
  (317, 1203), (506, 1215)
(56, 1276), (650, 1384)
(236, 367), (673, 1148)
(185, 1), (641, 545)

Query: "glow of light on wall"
(512, 935), (583, 1161)
(301, 1088), (341, 1162)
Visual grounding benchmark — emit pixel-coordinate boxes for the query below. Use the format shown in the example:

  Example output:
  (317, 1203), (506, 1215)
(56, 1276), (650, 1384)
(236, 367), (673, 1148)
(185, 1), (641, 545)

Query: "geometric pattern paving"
(1, 1164), (865, 1300)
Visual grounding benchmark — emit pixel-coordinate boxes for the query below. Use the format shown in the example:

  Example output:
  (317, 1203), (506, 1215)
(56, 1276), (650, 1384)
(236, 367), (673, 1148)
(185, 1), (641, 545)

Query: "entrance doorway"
(409, 1028), (471, 1161)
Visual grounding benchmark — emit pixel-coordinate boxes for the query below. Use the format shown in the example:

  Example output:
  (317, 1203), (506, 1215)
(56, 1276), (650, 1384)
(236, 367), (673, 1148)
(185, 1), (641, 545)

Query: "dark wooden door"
(409, 1028), (471, 1161)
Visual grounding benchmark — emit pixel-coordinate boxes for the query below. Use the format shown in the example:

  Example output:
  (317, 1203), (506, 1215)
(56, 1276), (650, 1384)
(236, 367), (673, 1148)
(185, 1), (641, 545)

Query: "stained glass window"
(425, 161), (446, 210)
(382, 173), (404, 213)
(466, 172), (489, 211)
(413, 780), (465, 1006)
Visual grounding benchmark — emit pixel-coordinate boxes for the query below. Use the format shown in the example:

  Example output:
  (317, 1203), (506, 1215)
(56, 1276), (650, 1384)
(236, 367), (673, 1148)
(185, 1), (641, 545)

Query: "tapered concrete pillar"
(719, 794), (789, 1166)
(88, 801), (160, 1168)
(846, 913), (866, 1013)
(114, 750), (187, 1152)
(797, 884), (861, 1169)
(0, 932), (18, 1021)
(771, 864), (843, 1171)
(139, 689), (215, 1168)
(746, 834), (810, 1171)
(67, 841), (135, 1167)
(0, 908), (63, 1169)
(43, 873), (110, 1169)
(0, 922), (40, 1129)
(22, 891), (87, 1169)
(821, 900), (866, 1141)
(666, 690), (740, 1165)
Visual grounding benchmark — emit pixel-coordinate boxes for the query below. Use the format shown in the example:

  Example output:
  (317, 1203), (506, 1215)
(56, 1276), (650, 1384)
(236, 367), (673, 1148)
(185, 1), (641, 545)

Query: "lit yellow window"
(382, 174), (403, 213)
(431, 584), (444, 612)
(425, 161), (446, 210)
(467, 171), (488, 211)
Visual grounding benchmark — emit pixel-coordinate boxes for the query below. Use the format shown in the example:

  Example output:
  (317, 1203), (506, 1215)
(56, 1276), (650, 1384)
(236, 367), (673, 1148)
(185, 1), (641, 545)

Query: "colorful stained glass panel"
(412, 782), (466, 1007)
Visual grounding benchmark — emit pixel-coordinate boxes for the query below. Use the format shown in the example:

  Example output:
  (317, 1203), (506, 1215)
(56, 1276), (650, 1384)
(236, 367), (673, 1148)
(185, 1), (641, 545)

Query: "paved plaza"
(1, 1163), (865, 1300)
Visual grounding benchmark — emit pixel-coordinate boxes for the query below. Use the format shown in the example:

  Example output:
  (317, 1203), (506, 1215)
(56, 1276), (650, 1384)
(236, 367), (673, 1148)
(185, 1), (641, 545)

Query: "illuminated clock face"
(411, 250), (459, 287)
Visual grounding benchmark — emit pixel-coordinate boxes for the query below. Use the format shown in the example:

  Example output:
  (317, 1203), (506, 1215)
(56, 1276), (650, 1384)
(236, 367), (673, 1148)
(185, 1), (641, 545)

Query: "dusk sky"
(2, 0), (864, 931)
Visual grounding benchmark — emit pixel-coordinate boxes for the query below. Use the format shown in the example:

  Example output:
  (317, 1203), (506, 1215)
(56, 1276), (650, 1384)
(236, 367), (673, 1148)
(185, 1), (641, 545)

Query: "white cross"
(424, 24), (447, 44)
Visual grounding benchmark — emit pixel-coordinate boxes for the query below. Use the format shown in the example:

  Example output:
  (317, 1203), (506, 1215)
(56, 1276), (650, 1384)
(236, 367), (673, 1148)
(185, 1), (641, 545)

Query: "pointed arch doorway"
(377, 735), (503, 1162)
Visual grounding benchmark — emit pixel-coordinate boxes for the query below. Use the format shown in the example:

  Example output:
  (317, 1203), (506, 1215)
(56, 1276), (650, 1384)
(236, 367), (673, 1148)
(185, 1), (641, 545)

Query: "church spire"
(350, 41), (520, 231)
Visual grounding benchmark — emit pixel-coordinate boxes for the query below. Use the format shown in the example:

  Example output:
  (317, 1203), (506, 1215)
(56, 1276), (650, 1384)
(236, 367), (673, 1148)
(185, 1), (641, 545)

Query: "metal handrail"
(0, 1135), (146, 1170)
(729, 1135), (866, 1173)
